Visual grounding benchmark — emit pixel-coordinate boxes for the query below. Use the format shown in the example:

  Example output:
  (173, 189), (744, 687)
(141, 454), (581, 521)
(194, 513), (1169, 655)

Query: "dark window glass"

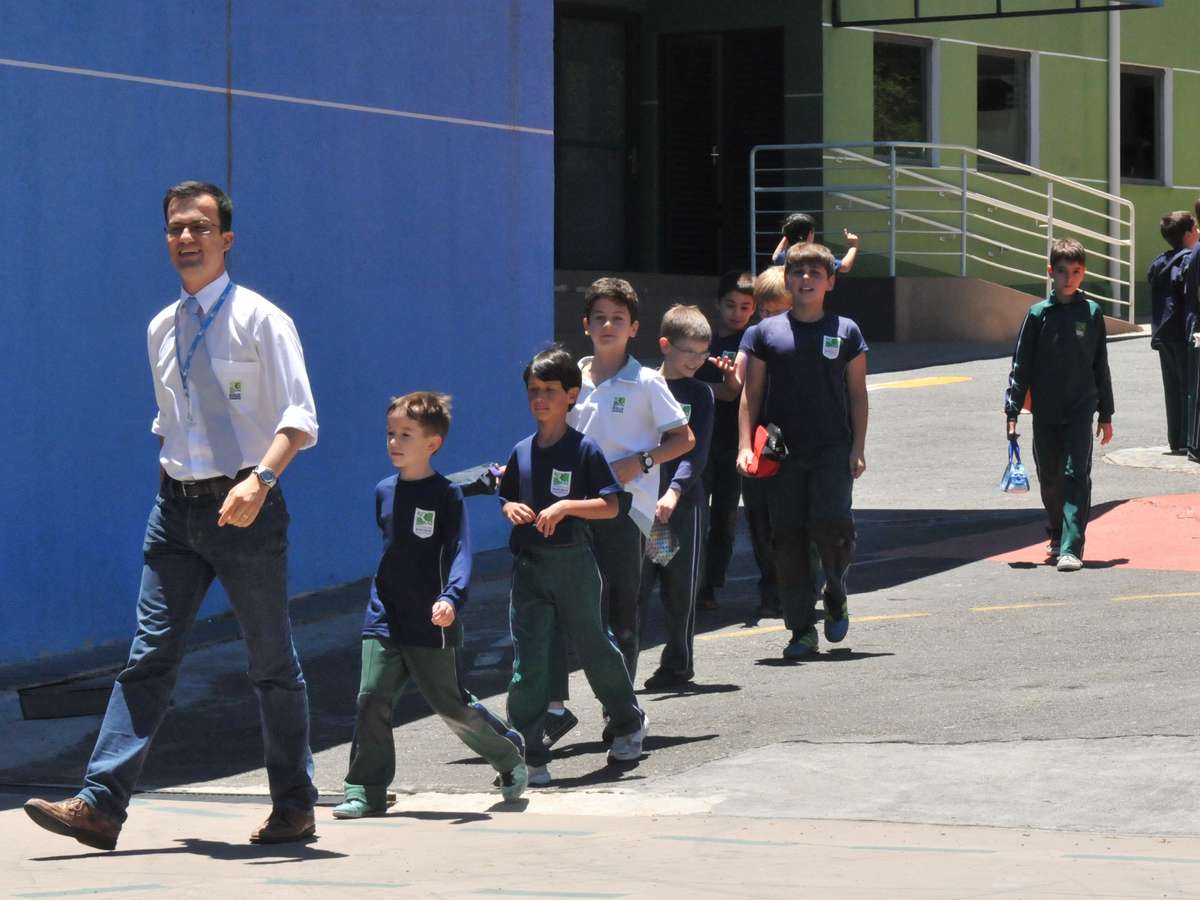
(977, 52), (1029, 165)
(874, 40), (928, 159)
(1120, 70), (1160, 182)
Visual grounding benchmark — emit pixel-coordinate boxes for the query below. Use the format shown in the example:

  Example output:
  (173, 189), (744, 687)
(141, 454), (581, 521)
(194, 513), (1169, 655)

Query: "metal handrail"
(750, 141), (1136, 320)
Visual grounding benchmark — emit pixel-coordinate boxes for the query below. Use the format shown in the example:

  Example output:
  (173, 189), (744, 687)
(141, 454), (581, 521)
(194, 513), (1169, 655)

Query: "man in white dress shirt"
(24, 181), (320, 849)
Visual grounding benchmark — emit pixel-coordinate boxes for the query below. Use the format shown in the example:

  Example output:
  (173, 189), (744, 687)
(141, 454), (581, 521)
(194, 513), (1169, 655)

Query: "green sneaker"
(497, 763), (528, 802)
(331, 798), (385, 820)
(782, 627), (818, 660)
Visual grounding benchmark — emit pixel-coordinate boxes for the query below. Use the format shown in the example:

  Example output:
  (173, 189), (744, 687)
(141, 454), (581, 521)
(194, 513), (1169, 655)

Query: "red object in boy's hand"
(744, 425), (781, 478)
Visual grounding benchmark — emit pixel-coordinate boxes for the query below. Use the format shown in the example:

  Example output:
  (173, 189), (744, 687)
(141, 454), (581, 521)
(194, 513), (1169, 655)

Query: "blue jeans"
(78, 487), (316, 822)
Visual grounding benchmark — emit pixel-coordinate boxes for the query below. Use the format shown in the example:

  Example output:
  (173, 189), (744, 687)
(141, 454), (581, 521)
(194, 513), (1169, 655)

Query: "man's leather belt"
(166, 468), (254, 498)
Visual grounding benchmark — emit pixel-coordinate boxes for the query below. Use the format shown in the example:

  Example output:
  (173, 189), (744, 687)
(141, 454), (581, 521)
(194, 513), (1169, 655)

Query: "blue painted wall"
(0, 2), (553, 667)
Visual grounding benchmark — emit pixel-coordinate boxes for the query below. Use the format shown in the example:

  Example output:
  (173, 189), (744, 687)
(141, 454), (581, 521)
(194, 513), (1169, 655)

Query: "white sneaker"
(527, 764), (551, 786)
(607, 711), (649, 762)
(1056, 553), (1082, 572)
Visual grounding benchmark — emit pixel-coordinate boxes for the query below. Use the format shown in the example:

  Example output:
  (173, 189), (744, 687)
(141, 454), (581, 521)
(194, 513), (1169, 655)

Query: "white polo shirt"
(568, 354), (688, 536)
(148, 272), (318, 480)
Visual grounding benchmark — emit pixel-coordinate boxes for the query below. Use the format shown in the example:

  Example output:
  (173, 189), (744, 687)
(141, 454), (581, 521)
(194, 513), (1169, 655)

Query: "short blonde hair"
(660, 303), (712, 344)
(753, 266), (788, 306)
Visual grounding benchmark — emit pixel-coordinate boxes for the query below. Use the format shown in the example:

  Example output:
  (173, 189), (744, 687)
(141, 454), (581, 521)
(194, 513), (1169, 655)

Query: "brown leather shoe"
(24, 797), (121, 851)
(249, 806), (316, 844)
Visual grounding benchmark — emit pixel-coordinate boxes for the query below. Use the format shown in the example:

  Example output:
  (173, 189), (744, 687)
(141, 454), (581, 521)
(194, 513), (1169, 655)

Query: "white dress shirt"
(148, 272), (318, 481)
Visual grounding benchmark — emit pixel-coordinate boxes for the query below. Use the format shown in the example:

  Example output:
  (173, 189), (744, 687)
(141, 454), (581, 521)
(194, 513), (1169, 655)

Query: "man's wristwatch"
(638, 451), (655, 473)
(253, 465), (277, 489)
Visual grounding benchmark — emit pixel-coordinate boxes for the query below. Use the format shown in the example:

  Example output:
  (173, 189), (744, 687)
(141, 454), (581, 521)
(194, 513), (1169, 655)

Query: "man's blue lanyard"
(174, 280), (235, 396)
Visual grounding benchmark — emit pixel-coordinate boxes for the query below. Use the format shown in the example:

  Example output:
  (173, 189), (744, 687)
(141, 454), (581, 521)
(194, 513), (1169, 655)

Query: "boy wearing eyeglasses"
(637, 305), (714, 690)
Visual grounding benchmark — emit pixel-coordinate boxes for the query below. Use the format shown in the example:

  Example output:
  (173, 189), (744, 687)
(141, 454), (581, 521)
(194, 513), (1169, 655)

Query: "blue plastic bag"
(1000, 440), (1030, 493)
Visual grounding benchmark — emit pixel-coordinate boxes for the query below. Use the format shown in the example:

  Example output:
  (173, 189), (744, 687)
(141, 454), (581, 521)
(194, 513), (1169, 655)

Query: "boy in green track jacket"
(1004, 238), (1115, 572)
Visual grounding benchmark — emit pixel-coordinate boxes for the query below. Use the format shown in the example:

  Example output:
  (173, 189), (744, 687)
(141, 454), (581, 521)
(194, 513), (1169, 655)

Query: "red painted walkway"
(896, 494), (1200, 572)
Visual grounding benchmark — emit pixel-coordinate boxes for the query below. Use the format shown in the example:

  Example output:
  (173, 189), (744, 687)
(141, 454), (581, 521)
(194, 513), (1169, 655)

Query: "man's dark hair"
(1160, 211), (1196, 250)
(523, 346), (582, 397)
(716, 270), (755, 301)
(782, 212), (816, 244)
(584, 277), (639, 324)
(1049, 238), (1086, 267)
(163, 181), (233, 232)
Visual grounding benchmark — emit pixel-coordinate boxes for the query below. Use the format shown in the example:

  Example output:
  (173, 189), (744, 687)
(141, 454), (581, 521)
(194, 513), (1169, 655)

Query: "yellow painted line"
(1111, 592), (1200, 603)
(867, 375), (972, 392)
(696, 612), (930, 642)
(971, 602), (1069, 613)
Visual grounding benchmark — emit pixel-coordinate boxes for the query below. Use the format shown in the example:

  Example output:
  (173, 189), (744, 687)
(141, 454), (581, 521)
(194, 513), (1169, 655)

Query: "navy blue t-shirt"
(742, 311), (868, 454)
(1148, 247), (1192, 343)
(660, 377), (714, 507)
(498, 427), (621, 553)
(363, 473), (471, 648)
(696, 328), (745, 450)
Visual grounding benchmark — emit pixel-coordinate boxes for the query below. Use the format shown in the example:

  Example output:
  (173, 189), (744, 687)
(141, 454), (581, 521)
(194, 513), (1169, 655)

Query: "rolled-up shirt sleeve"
(256, 310), (318, 448)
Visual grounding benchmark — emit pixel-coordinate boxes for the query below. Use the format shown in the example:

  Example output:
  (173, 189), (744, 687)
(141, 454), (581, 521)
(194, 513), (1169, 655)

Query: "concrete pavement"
(3, 335), (1200, 898)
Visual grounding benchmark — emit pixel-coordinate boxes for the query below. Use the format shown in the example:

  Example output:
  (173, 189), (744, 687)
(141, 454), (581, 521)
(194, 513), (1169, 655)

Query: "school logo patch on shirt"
(611, 396), (627, 414)
(1074, 322), (1087, 338)
(822, 336), (842, 359)
(227, 380), (243, 401)
(412, 509), (436, 539)
(681, 403), (692, 422)
(550, 469), (572, 498)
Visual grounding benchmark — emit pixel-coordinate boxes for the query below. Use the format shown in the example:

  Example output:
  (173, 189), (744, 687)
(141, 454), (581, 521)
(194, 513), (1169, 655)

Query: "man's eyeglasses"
(668, 342), (710, 361)
(165, 222), (218, 239)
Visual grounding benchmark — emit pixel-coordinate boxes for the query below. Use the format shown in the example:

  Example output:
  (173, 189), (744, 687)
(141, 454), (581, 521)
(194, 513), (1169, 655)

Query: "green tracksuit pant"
(343, 638), (523, 808)
(1031, 418), (1094, 558)
(638, 500), (706, 681)
(507, 543), (642, 768)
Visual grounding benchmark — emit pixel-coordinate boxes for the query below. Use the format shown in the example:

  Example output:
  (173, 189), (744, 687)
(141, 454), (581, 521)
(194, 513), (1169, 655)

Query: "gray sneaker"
(608, 711), (649, 762)
(1056, 553), (1082, 572)
(527, 764), (551, 786)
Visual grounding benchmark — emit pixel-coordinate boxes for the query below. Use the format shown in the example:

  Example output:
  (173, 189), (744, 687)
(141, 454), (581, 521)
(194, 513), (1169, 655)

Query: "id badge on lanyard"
(174, 280), (235, 422)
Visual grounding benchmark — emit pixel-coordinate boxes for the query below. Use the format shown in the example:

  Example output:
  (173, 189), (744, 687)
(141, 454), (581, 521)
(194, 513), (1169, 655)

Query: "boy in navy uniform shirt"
(1005, 239), (1115, 572)
(1147, 211), (1197, 454)
(333, 393), (527, 818)
(639, 305), (715, 688)
(736, 267), (793, 618)
(500, 348), (648, 786)
(695, 272), (754, 611)
(739, 244), (868, 659)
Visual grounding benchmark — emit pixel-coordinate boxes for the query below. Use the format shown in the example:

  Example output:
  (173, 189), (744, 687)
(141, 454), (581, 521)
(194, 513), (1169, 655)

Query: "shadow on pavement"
(638, 682), (740, 698)
(1, 504), (1098, 797)
(30, 836), (347, 864)
(369, 809), (492, 824)
(754, 650), (896, 667)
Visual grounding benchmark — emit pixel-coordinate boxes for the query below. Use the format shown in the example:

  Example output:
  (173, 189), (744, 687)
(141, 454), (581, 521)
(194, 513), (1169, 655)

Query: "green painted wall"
(816, 0), (1200, 317)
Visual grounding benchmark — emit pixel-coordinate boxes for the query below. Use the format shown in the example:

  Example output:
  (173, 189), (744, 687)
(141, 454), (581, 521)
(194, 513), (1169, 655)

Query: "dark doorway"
(660, 28), (784, 275)
(555, 7), (639, 270)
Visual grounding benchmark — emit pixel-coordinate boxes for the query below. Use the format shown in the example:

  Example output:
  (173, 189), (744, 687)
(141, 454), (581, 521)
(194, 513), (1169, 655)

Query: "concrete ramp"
(830, 276), (1140, 343)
